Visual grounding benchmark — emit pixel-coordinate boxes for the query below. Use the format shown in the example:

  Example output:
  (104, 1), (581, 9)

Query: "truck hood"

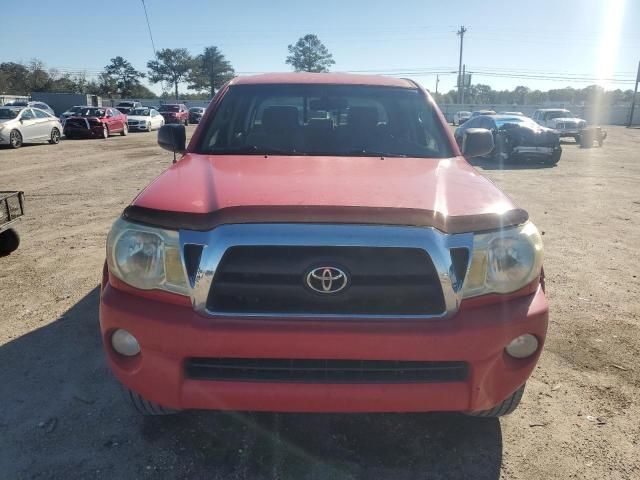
(129, 154), (523, 232)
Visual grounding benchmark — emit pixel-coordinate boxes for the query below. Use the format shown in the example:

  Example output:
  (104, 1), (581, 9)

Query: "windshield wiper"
(211, 145), (300, 155)
(348, 148), (407, 158)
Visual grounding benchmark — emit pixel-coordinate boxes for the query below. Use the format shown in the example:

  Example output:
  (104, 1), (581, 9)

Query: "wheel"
(547, 148), (562, 165)
(9, 130), (22, 149)
(102, 125), (109, 139)
(123, 388), (178, 416)
(147, 122), (152, 132)
(184, 118), (189, 126)
(0, 228), (20, 255)
(49, 127), (61, 144)
(467, 384), (525, 417)
(120, 124), (128, 136)
(574, 134), (581, 144)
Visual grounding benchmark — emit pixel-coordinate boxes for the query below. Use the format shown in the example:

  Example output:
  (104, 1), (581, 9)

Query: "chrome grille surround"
(178, 223), (473, 320)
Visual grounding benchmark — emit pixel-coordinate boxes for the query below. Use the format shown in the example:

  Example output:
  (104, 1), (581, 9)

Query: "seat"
(344, 106), (380, 149)
(304, 118), (335, 153)
(247, 106), (301, 152)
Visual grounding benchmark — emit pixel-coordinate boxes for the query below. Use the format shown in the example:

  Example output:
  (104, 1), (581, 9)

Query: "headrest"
(262, 106), (299, 134)
(347, 106), (379, 131)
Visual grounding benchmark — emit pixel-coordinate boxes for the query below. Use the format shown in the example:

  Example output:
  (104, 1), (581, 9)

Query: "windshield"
(117, 102), (135, 107)
(547, 111), (574, 119)
(63, 106), (83, 115)
(189, 107), (204, 113)
(77, 108), (106, 117)
(196, 84), (452, 158)
(130, 108), (150, 116)
(0, 108), (20, 119)
(159, 105), (180, 112)
(495, 117), (539, 128)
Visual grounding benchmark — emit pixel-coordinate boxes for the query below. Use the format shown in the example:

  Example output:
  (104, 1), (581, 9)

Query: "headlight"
(463, 221), (543, 298)
(106, 217), (189, 295)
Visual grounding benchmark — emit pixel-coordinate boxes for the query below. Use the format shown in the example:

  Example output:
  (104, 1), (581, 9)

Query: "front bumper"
(100, 280), (548, 413)
(553, 129), (580, 137)
(512, 145), (560, 158)
(127, 122), (150, 131)
(63, 126), (103, 137)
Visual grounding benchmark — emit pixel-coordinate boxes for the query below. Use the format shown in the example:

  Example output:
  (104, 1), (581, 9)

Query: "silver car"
(0, 107), (63, 149)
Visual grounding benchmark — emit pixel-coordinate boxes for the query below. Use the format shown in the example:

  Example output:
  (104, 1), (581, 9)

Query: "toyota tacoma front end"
(100, 73), (548, 417)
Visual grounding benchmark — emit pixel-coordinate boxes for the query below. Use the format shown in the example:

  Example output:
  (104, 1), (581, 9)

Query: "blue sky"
(3, 0), (639, 95)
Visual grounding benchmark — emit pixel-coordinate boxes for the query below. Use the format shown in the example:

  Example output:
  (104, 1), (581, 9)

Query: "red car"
(100, 73), (548, 417)
(158, 104), (189, 125)
(63, 106), (128, 139)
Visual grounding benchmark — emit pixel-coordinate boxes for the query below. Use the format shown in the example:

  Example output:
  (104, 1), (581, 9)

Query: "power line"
(141, 0), (157, 57)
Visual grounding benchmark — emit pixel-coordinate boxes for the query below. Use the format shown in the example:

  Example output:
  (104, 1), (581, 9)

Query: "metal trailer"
(0, 191), (25, 255)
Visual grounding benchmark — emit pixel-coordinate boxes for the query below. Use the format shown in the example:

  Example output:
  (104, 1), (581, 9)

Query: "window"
(34, 109), (50, 118)
(196, 84), (453, 158)
(20, 109), (35, 120)
(35, 103), (48, 110)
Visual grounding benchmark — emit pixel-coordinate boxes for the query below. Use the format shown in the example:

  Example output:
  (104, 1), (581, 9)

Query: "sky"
(3, 0), (639, 95)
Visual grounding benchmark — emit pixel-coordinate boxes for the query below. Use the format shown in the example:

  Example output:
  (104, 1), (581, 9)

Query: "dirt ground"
(0, 126), (638, 480)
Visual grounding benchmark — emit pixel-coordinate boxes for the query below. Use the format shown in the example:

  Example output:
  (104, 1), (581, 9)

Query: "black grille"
(65, 118), (88, 129)
(207, 246), (445, 315)
(185, 358), (469, 383)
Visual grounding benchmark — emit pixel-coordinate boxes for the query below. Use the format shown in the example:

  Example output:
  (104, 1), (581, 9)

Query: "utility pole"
(628, 60), (640, 127)
(435, 74), (440, 95)
(457, 26), (467, 104)
(461, 65), (466, 105)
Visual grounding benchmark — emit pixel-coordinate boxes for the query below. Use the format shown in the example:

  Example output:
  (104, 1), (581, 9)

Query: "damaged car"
(455, 114), (561, 165)
(63, 107), (128, 139)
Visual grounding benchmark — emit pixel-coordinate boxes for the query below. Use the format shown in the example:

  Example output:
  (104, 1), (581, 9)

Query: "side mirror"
(461, 128), (494, 158)
(158, 124), (186, 162)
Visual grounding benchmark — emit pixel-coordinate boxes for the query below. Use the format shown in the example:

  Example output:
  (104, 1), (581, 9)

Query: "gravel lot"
(1, 126), (639, 479)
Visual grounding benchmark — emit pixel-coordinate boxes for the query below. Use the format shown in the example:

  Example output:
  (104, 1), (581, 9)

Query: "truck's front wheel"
(467, 384), (525, 417)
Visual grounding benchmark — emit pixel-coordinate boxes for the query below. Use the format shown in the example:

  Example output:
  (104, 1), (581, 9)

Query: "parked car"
(5, 100), (55, 116)
(101, 73), (547, 418)
(470, 109), (496, 118)
(59, 105), (86, 127)
(532, 109), (587, 142)
(115, 101), (142, 115)
(63, 107), (128, 139)
(453, 110), (471, 125)
(158, 104), (189, 125)
(127, 108), (165, 132)
(188, 107), (205, 124)
(0, 191), (24, 255)
(455, 114), (561, 165)
(0, 106), (62, 148)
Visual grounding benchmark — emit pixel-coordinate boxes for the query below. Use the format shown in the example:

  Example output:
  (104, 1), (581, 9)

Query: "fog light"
(505, 334), (539, 358)
(111, 329), (141, 357)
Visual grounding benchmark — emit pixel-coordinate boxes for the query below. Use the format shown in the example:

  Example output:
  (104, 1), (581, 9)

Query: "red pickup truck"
(100, 73), (548, 417)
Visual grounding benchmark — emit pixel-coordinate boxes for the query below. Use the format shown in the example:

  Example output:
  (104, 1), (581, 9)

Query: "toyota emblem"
(305, 266), (349, 294)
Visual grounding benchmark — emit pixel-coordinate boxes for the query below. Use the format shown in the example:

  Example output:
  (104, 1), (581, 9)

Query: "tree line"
(1, 33), (633, 106)
(433, 84), (635, 106)
(0, 34), (333, 100)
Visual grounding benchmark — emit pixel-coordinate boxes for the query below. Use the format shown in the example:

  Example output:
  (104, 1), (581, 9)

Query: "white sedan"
(0, 106), (62, 148)
(126, 107), (165, 132)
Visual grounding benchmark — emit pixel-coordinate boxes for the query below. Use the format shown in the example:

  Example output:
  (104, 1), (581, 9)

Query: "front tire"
(0, 228), (20, 255)
(467, 384), (525, 417)
(102, 125), (109, 139)
(123, 388), (178, 416)
(547, 149), (562, 165)
(120, 124), (128, 136)
(49, 127), (61, 144)
(9, 130), (23, 149)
